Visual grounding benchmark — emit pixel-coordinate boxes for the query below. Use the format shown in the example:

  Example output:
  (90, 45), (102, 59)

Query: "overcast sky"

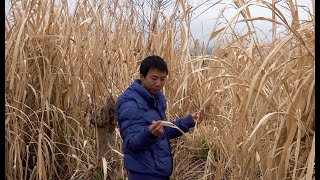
(188, 0), (313, 44)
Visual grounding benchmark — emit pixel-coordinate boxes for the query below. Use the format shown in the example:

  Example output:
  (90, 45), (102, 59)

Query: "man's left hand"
(191, 110), (204, 124)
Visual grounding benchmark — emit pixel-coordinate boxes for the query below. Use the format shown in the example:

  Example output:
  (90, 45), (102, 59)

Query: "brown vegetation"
(5, 0), (314, 179)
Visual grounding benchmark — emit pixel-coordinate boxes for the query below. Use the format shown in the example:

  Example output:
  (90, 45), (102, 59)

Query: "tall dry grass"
(5, 0), (314, 179)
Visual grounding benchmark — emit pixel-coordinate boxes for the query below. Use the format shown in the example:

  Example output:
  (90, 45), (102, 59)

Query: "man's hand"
(191, 110), (204, 124)
(149, 121), (164, 137)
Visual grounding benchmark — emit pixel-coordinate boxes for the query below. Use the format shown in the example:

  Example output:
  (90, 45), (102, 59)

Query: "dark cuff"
(144, 126), (158, 140)
(184, 114), (196, 128)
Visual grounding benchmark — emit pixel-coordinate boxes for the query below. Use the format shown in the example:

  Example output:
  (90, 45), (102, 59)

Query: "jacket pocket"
(150, 149), (158, 168)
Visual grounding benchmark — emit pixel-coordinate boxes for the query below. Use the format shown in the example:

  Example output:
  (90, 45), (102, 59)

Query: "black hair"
(139, 55), (168, 77)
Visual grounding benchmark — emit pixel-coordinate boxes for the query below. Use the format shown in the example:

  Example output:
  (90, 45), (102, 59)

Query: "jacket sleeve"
(117, 101), (158, 153)
(165, 114), (195, 139)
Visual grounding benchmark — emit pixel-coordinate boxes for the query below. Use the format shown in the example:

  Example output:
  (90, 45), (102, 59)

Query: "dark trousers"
(128, 171), (170, 180)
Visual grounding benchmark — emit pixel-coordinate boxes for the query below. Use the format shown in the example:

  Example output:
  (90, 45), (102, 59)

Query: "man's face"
(140, 68), (167, 95)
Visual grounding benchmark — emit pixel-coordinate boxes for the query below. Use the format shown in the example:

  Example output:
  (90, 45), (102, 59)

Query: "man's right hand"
(149, 121), (164, 137)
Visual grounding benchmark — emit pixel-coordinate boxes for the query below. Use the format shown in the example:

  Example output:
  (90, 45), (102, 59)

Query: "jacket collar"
(131, 79), (163, 104)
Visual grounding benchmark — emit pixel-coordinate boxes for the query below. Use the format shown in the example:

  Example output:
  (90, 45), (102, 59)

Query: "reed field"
(5, 0), (314, 179)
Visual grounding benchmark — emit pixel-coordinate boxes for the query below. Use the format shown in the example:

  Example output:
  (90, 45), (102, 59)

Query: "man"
(116, 55), (203, 180)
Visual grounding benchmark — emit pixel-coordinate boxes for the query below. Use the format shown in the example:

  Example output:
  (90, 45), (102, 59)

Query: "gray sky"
(188, 0), (314, 44)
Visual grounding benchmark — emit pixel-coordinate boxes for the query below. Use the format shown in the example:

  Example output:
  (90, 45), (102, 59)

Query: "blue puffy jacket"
(116, 80), (195, 177)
